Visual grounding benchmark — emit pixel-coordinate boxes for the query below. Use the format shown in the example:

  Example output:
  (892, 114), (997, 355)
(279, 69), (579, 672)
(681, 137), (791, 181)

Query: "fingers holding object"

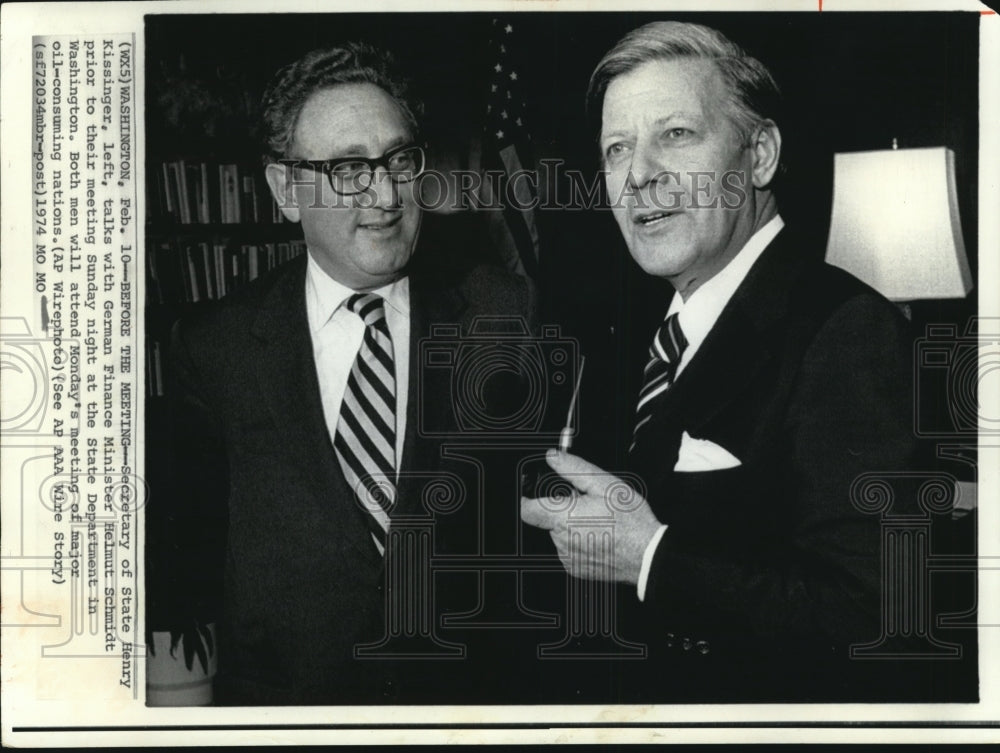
(520, 495), (555, 530)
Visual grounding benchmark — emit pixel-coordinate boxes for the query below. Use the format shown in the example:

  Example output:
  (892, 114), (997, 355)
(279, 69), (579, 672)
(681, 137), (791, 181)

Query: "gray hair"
(587, 21), (782, 147)
(259, 42), (422, 162)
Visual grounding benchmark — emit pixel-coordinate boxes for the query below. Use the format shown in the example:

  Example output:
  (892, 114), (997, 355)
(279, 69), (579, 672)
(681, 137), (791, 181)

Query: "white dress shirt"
(637, 214), (784, 600)
(304, 252), (410, 469)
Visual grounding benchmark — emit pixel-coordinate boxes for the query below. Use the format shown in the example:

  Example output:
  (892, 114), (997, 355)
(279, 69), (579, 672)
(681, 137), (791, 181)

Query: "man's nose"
(365, 168), (402, 209)
(626, 140), (663, 191)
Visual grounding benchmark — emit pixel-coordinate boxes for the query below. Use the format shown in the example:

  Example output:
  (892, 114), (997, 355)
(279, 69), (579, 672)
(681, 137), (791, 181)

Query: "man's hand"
(520, 450), (662, 585)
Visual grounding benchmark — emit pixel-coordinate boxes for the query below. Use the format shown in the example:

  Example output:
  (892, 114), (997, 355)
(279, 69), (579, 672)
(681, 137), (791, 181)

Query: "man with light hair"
(523, 21), (928, 701)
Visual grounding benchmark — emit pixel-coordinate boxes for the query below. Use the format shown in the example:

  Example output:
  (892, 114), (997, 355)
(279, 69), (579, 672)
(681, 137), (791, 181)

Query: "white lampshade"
(825, 146), (972, 301)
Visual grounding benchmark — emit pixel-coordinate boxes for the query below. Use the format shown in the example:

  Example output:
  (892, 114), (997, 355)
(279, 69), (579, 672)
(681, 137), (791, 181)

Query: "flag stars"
(487, 23), (526, 142)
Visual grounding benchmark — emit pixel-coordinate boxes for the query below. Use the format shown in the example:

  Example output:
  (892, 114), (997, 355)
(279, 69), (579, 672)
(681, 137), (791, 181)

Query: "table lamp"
(825, 145), (973, 317)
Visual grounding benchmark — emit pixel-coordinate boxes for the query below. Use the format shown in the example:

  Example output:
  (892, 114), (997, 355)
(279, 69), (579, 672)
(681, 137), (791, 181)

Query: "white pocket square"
(674, 431), (742, 472)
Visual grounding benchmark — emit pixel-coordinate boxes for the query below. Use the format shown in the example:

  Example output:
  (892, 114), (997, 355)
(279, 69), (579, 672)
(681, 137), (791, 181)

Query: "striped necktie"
(630, 312), (687, 453)
(333, 293), (397, 554)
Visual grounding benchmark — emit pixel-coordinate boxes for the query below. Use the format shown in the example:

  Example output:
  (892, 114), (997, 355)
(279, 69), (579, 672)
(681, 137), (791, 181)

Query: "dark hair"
(259, 42), (423, 161)
(587, 21), (782, 147)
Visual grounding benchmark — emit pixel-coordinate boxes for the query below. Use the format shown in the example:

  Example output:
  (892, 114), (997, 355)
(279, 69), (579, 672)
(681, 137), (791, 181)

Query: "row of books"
(151, 160), (286, 225)
(148, 238), (307, 304)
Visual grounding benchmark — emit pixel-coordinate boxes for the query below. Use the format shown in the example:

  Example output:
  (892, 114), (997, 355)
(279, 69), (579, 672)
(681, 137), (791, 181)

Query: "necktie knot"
(347, 293), (387, 327)
(651, 312), (687, 367)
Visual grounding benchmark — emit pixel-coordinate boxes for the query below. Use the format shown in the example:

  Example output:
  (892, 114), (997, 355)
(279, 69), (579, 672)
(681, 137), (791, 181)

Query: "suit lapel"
(249, 257), (374, 561)
(396, 269), (467, 516)
(630, 229), (804, 470)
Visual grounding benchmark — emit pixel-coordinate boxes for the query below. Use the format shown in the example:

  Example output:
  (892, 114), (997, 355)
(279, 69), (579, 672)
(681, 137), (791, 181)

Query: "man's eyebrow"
(326, 136), (413, 160)
(600, 129), (632, 142)
(382, 135), (412, 152)
(652, 113), (698, 126)
(326, 144), (369, 158)
(600, 113), (702, 141)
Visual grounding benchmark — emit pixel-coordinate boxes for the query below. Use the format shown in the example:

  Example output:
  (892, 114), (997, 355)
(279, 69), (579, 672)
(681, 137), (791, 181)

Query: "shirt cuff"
(636, 524), (668, 602)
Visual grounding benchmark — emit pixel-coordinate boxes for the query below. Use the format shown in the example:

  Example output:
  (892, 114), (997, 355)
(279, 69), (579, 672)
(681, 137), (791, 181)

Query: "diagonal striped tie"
(630, 312), (687, 453)
(333, 293), (397, 554)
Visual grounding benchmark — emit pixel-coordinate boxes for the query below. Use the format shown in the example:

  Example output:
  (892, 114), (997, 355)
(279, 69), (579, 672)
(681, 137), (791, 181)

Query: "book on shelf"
(147, 340), (165, 397)
(147, 239), (185, 305)
(182, 245), (199, 303)
(147, 239), (165, 305)
(221, 164), (240, 224)
(167, 162), (189, 223)
(160, 162), (177, 219)
(199, 242), (215, 301)
(241, 174), (257, 223)
(198, 163), (212, 224)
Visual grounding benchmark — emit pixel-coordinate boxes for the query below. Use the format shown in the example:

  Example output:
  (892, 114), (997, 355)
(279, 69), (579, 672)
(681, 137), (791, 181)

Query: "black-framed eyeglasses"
(281, 143), (426, 196)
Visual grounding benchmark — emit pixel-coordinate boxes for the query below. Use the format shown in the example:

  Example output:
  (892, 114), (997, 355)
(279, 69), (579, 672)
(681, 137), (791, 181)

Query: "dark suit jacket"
(615, 226), (939, 702)
(164, 253), (536, 705)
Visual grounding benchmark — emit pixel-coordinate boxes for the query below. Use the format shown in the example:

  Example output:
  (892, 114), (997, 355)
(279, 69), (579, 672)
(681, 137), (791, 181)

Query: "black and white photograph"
(1, 0), (998, 745)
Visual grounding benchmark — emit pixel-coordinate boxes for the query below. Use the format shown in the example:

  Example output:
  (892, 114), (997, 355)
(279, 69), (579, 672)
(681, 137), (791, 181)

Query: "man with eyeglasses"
(164, 42), (535, 705)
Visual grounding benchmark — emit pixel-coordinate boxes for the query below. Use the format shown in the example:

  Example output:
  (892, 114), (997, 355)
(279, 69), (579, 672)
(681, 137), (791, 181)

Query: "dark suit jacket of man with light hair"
(521, 20), (972, 702)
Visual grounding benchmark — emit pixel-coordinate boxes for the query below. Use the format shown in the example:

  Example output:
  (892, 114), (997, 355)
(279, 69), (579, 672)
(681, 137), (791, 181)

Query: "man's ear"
(750, 120), (782, 189)
(264, 162), (301, 223)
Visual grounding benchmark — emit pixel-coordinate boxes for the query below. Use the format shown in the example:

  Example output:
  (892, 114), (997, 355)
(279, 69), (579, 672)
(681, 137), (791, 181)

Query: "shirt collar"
(667, 214), (785, 350)
(305, 251), (410, 334)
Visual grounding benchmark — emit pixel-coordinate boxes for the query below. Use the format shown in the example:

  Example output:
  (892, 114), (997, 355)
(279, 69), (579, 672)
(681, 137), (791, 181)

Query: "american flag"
(477, 18), (540, 278)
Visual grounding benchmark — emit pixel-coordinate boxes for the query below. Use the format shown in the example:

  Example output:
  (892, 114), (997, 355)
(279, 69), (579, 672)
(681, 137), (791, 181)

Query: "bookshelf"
(143, 52), (305, 686)
(144, 160), (305, 392)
